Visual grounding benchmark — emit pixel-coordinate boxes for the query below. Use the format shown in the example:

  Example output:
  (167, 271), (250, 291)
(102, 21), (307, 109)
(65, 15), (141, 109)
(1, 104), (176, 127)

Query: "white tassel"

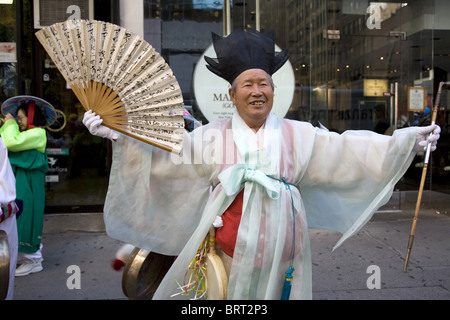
(112, 244), (135, 271)
(213, 216), (223, 228)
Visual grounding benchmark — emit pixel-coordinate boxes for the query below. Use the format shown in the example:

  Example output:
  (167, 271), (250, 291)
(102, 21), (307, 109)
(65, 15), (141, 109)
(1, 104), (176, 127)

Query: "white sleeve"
(103, 131), (212, 255)
(301, 127), (417, 249)
(0, 138), (16, 209)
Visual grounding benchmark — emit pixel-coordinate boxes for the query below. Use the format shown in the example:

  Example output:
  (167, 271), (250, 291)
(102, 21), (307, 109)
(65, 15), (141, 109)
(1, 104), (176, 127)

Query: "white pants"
(0, 216), (18, 300)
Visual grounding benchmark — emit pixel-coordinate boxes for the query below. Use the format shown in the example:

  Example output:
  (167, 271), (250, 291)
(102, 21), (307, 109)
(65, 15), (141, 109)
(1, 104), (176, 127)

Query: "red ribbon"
(27, 103), (36, 129)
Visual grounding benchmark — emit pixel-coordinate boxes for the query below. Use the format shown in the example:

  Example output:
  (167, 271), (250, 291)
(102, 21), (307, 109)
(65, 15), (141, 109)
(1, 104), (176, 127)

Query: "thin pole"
(255, 0), (260, 31)
(403, 81), (449, 272)
(394, 82), (399, 130)
(223, 0), (232, 36)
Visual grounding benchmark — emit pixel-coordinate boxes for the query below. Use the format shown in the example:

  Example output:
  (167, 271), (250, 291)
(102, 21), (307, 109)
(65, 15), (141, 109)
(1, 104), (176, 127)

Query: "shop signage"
(408, 87), (426, 111)
(0, 43), (16, 63)
(364, 79), (388, 97)
(46, 148), (69, 183)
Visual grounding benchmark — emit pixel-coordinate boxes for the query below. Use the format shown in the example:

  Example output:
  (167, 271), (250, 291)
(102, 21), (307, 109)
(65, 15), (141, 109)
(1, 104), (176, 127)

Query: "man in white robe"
(82, 29), (440, 300)
(0, 137), (19, 300)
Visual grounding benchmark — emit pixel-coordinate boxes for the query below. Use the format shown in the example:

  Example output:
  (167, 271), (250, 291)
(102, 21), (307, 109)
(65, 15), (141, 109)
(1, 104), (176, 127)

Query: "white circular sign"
(193, 44), (295, 122)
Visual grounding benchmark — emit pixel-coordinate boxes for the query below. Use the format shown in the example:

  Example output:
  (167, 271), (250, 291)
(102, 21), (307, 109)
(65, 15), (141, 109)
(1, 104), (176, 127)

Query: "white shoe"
(15, 260), (43, 277)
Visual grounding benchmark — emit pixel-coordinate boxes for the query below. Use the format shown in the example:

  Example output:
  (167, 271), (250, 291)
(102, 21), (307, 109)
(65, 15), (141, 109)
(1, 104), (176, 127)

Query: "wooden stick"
(94, 81), (108, 110)
(71, 82), (89, 110)
(209, 227), (217, 254)
(92, 81), (101, 109)
(95, 84), (116, 112)
(93, 82), (123, 113)
(79, 82), (91, 110)
(104, 123), (176, 154)
(403, 82), (448, 272)
(403, 162), (429, 272)
(88, 81), (96, 110)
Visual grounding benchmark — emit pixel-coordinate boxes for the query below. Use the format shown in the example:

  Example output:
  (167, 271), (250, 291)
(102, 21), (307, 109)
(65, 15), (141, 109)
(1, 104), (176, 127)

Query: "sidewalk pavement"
(311, 190), (450, 300)
(12, 190), (450, 300)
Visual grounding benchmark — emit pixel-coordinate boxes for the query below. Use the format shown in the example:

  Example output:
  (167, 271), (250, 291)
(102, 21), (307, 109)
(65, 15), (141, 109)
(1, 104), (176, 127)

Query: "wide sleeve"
(300, 126), (417, 249)
(0, 120), (47, 153)
(0, 138), (16, 207)
(103, 130), (212, 256)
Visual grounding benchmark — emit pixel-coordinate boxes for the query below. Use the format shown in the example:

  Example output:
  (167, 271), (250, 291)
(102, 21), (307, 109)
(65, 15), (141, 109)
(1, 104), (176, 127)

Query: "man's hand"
(82, 110), (118, 141)
(414, 124), (441, 153)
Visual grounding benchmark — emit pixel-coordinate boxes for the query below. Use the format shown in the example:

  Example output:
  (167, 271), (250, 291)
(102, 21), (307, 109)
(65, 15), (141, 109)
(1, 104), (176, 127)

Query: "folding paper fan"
(35, 20), (185, 154)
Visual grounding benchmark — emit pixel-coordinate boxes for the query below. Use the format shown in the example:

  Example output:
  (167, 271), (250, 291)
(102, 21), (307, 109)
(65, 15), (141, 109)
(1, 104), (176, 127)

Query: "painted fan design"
(36, 20), (185, 154)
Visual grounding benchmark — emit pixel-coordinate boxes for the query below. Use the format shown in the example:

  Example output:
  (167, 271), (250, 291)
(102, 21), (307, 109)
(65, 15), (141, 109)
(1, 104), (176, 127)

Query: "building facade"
(1, 0), (449, 213)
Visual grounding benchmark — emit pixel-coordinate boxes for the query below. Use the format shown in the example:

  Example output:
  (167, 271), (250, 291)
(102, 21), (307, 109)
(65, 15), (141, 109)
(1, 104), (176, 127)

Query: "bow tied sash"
(219, 164), (280, 200)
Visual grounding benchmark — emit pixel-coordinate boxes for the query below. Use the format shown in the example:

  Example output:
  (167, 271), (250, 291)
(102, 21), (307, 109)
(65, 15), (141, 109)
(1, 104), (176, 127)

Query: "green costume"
(0, 119), (48, 254)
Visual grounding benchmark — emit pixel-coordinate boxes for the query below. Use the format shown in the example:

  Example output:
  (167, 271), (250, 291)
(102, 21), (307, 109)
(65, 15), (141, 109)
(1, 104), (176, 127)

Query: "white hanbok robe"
(104, 111), (417, 300)
(0, 138), (18, 300)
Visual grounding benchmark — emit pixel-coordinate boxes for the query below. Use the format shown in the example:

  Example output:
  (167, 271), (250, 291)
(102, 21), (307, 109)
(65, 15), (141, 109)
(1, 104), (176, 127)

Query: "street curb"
(43, 212), (106, 234)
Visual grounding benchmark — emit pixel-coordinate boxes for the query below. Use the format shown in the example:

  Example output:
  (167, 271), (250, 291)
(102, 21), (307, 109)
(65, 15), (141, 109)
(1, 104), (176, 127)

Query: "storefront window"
(161, 0), (448, 193)
(39, 0), (449, 211)
(5, 1), (447, 213)
(144, 0), (225, 122)
(257, 0), (448, 192)
(0, 2), (18, 100)
(42, 32), (111, 213)
(39, 0), (115, 212)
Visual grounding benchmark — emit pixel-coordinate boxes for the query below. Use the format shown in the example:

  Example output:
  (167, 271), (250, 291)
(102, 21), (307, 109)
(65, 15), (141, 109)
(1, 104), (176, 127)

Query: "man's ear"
(229, 87), (236, 105)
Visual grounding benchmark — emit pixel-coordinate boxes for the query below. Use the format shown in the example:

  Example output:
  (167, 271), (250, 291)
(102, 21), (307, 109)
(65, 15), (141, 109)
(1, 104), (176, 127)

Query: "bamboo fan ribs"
(36, 20), (185, 154)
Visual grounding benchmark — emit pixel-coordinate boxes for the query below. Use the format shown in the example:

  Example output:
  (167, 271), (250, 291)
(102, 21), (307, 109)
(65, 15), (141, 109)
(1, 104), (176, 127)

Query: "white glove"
(414, 124), (441, 153)
(82, 110), (118, 141)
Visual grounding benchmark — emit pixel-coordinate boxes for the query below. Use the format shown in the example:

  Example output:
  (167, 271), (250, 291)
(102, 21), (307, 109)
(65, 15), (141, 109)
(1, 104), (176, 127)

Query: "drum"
(0, 230), (10, 300)
(206, 228), (228, 300)
(122, 228), (228, 300)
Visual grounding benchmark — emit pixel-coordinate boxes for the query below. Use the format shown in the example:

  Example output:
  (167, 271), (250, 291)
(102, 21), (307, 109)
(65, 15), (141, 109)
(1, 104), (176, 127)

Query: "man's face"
(229, 68), (274, 131)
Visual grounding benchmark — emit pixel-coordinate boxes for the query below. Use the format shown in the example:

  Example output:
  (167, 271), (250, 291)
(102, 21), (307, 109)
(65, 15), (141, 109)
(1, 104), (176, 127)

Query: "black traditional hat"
(205, 29), (289, 84)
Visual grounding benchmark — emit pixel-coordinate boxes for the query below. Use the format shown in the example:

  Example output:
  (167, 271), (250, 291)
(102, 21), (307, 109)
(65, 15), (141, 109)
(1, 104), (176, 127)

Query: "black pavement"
(12, 190), (450, 300)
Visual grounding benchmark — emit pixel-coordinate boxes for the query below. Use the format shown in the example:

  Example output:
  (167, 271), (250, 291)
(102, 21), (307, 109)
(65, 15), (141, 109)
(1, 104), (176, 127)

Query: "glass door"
(0, 1), (18, 102)
(249, 0), (448, 193)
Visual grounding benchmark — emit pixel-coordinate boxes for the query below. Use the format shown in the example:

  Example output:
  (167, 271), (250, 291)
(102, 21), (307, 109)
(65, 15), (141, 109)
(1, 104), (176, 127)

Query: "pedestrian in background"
(0, 96), (55, 277)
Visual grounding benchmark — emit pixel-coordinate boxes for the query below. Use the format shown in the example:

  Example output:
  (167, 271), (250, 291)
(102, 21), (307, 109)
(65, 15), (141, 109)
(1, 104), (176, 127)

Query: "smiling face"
(229, 68), (274, 132)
